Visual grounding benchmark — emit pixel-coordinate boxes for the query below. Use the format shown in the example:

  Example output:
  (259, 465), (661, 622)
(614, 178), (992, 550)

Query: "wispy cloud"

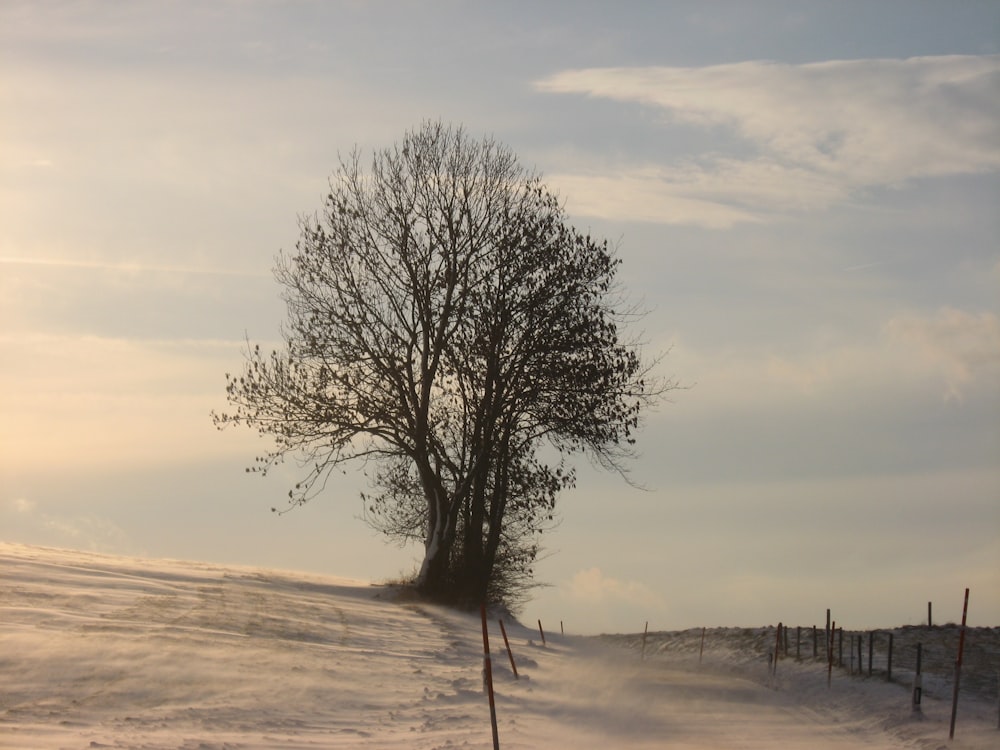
(564, 567), (664, 610)
(885, 307), (1000, 403)
(0, 256), (268, 278)
(0, 333), (263, 473)
(536, 55), (1000, 226)
(2, 497), (136, 554)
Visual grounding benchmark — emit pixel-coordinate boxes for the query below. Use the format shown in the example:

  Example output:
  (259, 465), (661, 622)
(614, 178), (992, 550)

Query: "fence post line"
(498, 619), (518, 680)
(480, 605), (500, 750)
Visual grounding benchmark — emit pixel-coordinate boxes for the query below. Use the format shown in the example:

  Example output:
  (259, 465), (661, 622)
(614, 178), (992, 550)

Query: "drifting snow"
(1, 542), (996, 748)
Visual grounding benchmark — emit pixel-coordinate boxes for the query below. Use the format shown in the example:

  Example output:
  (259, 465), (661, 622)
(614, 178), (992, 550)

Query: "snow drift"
(1, 542), (996, 749)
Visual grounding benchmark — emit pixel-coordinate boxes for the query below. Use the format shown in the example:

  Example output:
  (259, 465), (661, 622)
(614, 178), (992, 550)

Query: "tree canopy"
(214, 122), (667, 607)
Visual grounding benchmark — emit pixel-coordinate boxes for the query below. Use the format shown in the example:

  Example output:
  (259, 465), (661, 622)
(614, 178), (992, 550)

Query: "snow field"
(1, 542), (997, 749)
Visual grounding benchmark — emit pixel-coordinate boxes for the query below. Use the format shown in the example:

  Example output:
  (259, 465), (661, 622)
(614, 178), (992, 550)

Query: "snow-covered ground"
(1, 542), (997, 749)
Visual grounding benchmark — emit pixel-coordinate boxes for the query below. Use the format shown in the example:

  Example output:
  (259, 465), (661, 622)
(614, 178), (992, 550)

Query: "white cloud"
(546, 167), (767, 228)
(536, 55), (1000, 225)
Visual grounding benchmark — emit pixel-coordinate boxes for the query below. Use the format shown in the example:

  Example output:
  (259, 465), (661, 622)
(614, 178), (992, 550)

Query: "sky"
(1, 0), (998, 634)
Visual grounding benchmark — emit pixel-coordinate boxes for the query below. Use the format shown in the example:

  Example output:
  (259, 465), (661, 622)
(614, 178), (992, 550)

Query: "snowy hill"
(1, 542), (997, 749)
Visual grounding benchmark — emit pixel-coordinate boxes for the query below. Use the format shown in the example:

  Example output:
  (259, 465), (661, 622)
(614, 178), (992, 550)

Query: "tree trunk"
(480, 454), (510, 600)
(459, 470), (487, 601)
(416, 495), (457, 595)
(414, 456), (458, 596)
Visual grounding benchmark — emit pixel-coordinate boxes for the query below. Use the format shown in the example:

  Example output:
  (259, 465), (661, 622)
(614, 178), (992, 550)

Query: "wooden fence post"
(826, 610), (831, 662)
(699, 626), (706, 664)
(887, 632), (894, 682)
(640, 621), (648, 661)
(772, 623), (782, 676)
(912, 642), (922, 714)
(813, 625), (818, 659)
(795, 626), (801, 661)
(537, 619), (546, 647)
(949, 587), (970, 740)
(838, 628), (844, 668)
(498, 619), (518, 679)
(868, 631), (874, 677)
(480, 605), (500, 750)
(827, 620), (835, 687)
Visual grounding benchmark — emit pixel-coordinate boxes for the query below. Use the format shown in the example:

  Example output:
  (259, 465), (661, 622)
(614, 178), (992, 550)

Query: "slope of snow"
(1, 542), (997, 749)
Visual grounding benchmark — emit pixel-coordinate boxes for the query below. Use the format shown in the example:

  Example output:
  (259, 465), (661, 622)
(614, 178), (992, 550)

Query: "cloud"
(0, 256), (268, 278)
(0, 333), (263, 474)
(536, 55), (1000, 225)
(564, 567), (664, 610)
(2, 496), (136, 554)
(661, 305), (999, 412)
(10, 497), (35, 514)
(885, 307), (1000, 403)
(545, 167), (767, 228)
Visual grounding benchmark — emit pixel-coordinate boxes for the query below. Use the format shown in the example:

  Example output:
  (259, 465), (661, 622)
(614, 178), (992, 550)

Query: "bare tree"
(214, 122), (669, 606)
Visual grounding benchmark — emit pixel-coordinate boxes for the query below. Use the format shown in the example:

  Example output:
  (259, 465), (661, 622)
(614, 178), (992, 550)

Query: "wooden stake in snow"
(886, 632), (894, 682)
(699, 627), (706, 665)
(911, 642), (922, 714)
(827, 620), (835, 688)
(480, 605), (500, 750)
(949, 587), (970, 740)
(772, 623), (782, 677)
(640, 621), (648, 661)
(826, 609), (831, 661)
(498, 619), (518, 680)
(868, 631), (874, 677)
(537, 619), (546, 647)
